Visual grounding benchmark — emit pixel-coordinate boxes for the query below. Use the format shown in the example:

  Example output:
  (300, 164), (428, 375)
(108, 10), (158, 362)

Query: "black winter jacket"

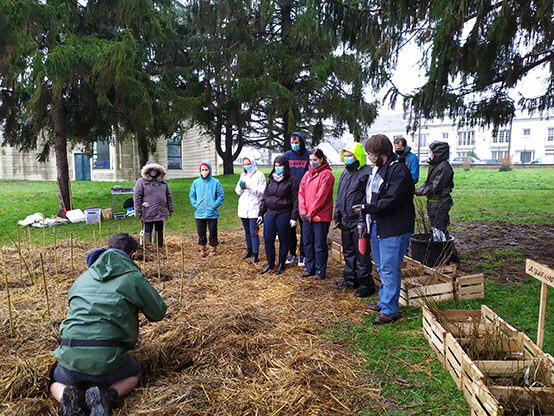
(415, 141), (454, 202)
(363, 154), (415, 238)
(334, 161), (372, 230)
(259, 155), (299, 220)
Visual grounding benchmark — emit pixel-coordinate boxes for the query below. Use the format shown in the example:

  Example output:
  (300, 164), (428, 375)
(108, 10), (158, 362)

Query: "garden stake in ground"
(525, 259), (554, 349)
(53, 228), (59, 274)
(70, 233), (74, 279)
(0, 241), (14, 337)
(39, 253), (51, 319)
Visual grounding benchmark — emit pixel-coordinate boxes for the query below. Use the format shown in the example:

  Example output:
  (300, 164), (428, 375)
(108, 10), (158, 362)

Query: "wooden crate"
(455, 272), (485, 301)
(424, 305), (554, 415)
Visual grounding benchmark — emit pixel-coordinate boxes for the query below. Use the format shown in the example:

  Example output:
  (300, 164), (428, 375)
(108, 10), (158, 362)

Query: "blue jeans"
(302, 221), (330, 278)
(241, 218), (260, 254)
(371, 222), (411, 317)
(53, 354), (139, 387)
(263, 214), (290, 259)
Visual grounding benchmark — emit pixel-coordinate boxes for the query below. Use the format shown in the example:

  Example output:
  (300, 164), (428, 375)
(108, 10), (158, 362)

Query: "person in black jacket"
(258, 155), (299, 275)
(333, 142), (375, 297)
(415, 141), (460, 263)
(354, 134), (415, 324)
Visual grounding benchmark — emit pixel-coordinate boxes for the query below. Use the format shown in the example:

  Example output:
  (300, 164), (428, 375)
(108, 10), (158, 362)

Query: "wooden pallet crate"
(455, 272), (485, 301)
(424, 305), (554, 415)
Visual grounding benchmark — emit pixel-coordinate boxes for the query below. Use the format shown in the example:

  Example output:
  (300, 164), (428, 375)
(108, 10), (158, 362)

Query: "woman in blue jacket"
(189, 160), (224, 257)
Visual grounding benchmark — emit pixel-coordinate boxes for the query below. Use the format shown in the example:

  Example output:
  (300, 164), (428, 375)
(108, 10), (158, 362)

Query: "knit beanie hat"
(200, 162), (210, 171)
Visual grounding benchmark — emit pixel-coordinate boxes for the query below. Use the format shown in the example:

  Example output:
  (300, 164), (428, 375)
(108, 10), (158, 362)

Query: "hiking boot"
(374, 313), (397, 325)
(208, 246), (217, 257)
(251, 253), (259, 264)
(242, 249), (253, 259)
(300, 271), (315, 278)
(285, 254), (297, 264)
(85, 386), (110, 416)
(275, 255), (287, 275)
(298, 256), (305, 267)
(354, 285), (376, 298)
(367, 304), (381, 313)
(60, 385), (86, 416)
(199, 245), (207, 258)
(313, 274), (324, 280)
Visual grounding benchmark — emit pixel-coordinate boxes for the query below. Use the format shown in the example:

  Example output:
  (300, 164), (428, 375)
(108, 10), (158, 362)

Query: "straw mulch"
(0, 230), (381, 415)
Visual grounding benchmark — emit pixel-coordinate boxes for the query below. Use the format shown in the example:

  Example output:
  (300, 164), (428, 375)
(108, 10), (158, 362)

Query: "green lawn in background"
(1, 167), (553, 415)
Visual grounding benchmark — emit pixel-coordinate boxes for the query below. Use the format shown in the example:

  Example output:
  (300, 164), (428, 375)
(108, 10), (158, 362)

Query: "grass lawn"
(0, 167), (553, 415)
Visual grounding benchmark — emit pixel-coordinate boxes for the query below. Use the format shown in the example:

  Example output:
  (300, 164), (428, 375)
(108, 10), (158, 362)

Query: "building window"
(492, 130), (510, 144)
(548, 128), (554, 141)
(458, 131), (475, 146)
(491, 151), (508, 160)
(457, 152), (467, 157)
(93, 140), (110, 169)
(523, 128), (531, 136)
(167, 135), (182, 169)
(417, 133), (429, 147)
(442, 132), (449, 139)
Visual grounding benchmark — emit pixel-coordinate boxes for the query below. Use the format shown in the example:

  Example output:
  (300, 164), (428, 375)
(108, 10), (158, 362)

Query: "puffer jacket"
(54, 249), (167, 375)
(133, 160), (174, 222)
(189, 160), (225, 219)
(415, 141), (453, 202)
(259, 155), (299, 220)
(298, 160), (335, 222)
(334, 143), (371, 230)
(235, 155), (266, 219)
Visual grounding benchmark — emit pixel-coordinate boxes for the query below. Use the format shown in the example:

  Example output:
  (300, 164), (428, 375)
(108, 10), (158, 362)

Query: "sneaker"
(85, 386), (110, 416)
(285, 255), (297, 264)
(60, 385), (86, 416)
(298, 256), (305, 267)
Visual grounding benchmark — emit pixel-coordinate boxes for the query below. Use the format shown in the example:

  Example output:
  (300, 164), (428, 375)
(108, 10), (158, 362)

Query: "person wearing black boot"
(258, 155), (299, 275)
(133, 160), (174, 249)
(333, 143), (375, 297)
(235, 154), (266, 265)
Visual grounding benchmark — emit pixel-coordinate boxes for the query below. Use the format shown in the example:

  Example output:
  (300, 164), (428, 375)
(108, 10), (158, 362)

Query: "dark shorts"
(53, 355), (139, 387)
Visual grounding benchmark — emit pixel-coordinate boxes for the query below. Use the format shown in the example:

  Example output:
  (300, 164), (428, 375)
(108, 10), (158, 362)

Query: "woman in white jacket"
(235, 155), (267, 263)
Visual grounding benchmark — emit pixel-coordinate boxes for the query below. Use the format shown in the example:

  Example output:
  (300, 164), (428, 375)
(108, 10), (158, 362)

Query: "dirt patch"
(451, 221), (554, 281)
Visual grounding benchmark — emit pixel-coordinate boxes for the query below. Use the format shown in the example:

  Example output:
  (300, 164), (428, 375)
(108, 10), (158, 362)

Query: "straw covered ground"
(0, 230), (380, 415)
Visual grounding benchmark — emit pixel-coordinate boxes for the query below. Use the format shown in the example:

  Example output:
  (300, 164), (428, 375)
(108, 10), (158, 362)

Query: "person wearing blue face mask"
(333, 143), (375, 297)
(283, 132), (310, 267)
(257, 155), (299, 275)
(235, 155), (266, 264)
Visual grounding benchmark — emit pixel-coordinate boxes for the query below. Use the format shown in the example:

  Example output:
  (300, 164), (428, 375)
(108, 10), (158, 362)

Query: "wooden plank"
(461, 358), (500, 416)
(439, 310), (482, 321)
(526, 259), (554, 288)
(458, 283), (485, 295)
(537, 281), (547, 349)
(410, 293), (454, 307)
(474, 360), (531, 377)
(445, 332), (465, 389)
(408, 281), (453, 297)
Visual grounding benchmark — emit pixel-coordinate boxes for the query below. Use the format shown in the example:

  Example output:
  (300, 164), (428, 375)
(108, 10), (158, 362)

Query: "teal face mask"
(344, 156), (355, 165)
(244, 165), (252, 172)
(291, 143), (300, 152)
(274, 166), (284, 175)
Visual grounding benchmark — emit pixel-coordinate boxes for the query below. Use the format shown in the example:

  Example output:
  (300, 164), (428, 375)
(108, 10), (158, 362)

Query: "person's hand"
(334, 221), (340, 229)
(352, 204), (364, 216)
(257, 216), (264, 226)
(290, 219), (297, 228)
(239, 181), (246, 189)
(300, 213), (308, 221)
(169, 211), (173, 217)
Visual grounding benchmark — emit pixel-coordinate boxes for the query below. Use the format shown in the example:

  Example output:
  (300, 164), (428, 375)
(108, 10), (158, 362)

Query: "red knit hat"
(200, 162), (210, 171)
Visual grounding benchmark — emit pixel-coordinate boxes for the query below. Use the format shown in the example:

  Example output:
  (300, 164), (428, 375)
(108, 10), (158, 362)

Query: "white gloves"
(290, 219), (297, 228)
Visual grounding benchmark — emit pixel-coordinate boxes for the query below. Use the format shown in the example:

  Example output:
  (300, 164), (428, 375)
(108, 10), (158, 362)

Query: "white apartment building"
(367, 108), (554, 164)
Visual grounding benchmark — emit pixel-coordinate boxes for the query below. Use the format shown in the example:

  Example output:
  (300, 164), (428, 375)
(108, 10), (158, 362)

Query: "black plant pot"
(409, 233), (454, 267)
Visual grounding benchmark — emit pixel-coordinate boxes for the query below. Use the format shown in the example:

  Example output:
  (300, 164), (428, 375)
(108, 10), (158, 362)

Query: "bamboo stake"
(42, 213), (46, 249)
(179, 243), (185, 306)
(156, 242), (161, 284)
(53, 228), (59, 274)
(17, 225), (23, 281)
(26, 226), (36, 282)
(99, 215), (102, 240)
(93, 228), (97, 247)
(0, 242), (15, 337)
(107, 226), (111, 244)
(118, 223), (121, 233)
(142, 224), (146, 269)
(27, 225), (32, 251)
(39, 253), (51, 319)
(70, 233), (75, 279)
(3, 224), (33, 284)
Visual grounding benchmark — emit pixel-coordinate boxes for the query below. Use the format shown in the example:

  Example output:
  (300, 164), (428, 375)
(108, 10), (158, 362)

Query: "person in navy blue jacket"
(189, 160), (224, 257)
(283, 132), (310, 266)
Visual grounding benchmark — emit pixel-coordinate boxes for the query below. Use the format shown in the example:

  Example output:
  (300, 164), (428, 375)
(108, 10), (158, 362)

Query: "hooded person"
(257, 155), (299, 275)
(298, 148), (335, 280)
(283, 132), (310, 266)
(415, 141), (460, 263)
(189, 160), (225, 257)
(50, 233), (167, 416)
(133, 160), (174, 248)
(333, 142), (375, 296)
(235, 155), (267, 264)
(393, 137), (420, 184)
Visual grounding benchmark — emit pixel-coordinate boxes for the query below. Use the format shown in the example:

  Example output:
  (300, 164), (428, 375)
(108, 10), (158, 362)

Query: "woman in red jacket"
(298, 149), (335, 279)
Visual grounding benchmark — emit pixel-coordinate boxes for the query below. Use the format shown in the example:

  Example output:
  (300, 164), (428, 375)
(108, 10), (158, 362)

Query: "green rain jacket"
(54, 249), (167, 375)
